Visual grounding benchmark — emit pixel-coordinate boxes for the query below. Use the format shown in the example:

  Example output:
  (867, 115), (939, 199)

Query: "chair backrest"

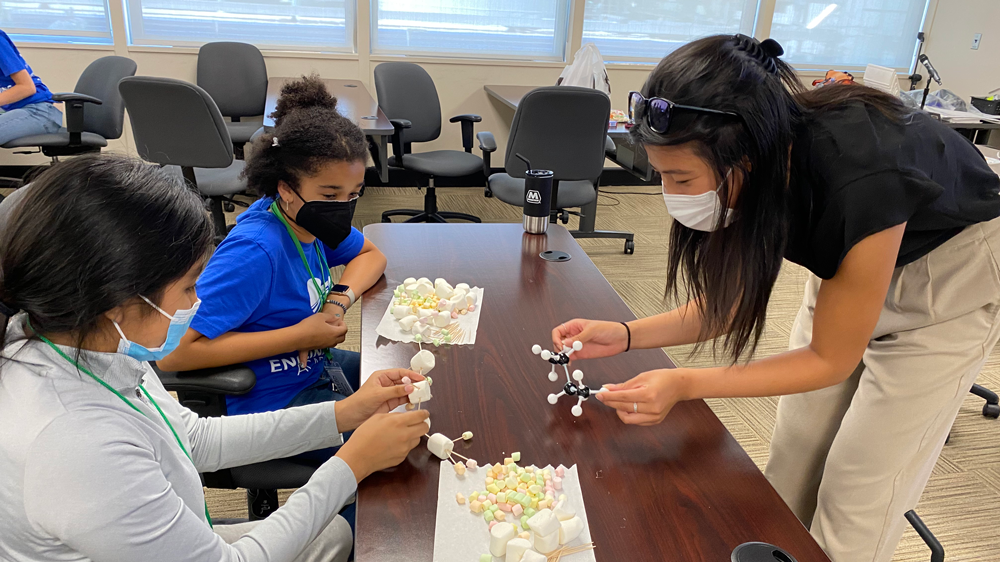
(197, 42), (267, 119)
(374, 62), (441, 145)
(505, 86), (610, 182)
(119, 76), (234, 169)
(74, 56), (137, 140)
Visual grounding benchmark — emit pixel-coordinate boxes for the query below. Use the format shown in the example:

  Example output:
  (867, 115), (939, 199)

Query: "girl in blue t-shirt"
(0, 30), (62, 145)
(160, 76), (387, 428)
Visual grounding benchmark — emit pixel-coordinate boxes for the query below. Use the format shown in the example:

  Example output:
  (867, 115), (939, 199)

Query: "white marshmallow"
(504, 538), (533, 562)
(426, 432), (454, 460)
(392, 305), (410, 319)
(520, 551), (546, 562)
(398, 315), (418, 332)
(433, 312), (451, 327)
(417, 277), (431, 285)
(408, 379), (432, 404)
(532, 529), (560, 554)
(437, 299), (454, 313)
(417, 308), (434, 319)
(410, 350), (435, 374)
(526, 509), (560, 537)
(449, 294), (468, 312)
(467, 292), (478, 306)
(424, 417), (431, 429)
(413, 323), (429, 337)
(403, 277), (416, 285)
(455, 282), (470, 292)
(553, 502), (576, 521)
(415, 282), (434, 297)
(489, 522), (517, 557)
(558, 516), (584, 545)
(434, 279), (454, 299)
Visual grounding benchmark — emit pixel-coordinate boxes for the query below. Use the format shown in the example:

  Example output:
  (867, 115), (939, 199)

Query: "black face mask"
(288, 190), (357, 249)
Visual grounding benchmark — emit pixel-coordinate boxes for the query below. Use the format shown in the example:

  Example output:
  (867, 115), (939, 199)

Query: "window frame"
(2, 0), (114, 46)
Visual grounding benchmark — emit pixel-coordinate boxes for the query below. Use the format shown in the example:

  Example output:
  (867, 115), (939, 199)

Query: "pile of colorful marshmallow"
(454, 454), (586, 561)
(391, 277), (478, 343)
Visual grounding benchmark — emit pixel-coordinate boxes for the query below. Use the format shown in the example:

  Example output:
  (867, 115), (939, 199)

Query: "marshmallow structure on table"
(489, 522), (517, 557)
(426, 433), (454, 460)
(410, 349), (435, 374)
(408, 379), (432, 404)
(558, 516), (584, 545)
(503, 538), (532, 562)
(533, 529), (560, 554)
(525, 508), (560, 537)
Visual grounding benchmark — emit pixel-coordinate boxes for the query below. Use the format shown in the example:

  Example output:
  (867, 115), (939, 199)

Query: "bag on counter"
(557, 43), (611, 96)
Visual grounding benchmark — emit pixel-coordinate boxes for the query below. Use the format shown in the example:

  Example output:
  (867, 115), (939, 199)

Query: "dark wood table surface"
(356, 223), (830, 562)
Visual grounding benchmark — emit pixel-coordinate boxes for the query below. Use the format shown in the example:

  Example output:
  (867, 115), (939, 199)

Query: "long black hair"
(0, 154), (214, 352)
(634, 34), (907, 362)
(243, 74), (369, 198)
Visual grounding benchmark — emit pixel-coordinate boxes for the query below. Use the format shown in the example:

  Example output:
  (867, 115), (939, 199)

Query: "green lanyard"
(29, 320), (213, 528)
(270, 200), (331, 308)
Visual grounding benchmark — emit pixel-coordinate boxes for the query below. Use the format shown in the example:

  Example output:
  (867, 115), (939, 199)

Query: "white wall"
(922, 0), (999, 101)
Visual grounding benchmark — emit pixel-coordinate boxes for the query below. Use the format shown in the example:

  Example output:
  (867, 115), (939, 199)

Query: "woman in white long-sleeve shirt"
(0, 154), (430, 562)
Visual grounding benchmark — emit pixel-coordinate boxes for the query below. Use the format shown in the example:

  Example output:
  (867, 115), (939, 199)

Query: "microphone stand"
(920, 77), (932, 109)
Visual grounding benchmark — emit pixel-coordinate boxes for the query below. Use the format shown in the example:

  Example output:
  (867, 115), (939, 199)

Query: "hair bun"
(270, 74), (339, 125)
(732, 34), (781, 75)
(759, 38), (784, 58)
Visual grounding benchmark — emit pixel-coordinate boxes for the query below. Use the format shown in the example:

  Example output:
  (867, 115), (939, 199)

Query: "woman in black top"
(554, 35), (1000, 561)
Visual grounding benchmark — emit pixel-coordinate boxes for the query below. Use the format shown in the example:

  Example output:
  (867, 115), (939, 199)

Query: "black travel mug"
(517, 153), (553, 234)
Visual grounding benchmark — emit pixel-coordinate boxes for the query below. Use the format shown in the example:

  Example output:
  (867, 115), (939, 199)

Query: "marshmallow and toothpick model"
(532, 342), (606, 417)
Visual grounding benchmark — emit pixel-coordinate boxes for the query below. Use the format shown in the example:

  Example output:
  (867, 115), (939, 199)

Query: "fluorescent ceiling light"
(806, 4), (838, 29)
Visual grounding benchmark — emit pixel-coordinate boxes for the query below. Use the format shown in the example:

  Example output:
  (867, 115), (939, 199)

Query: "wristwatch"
(330, 284), (356, 306)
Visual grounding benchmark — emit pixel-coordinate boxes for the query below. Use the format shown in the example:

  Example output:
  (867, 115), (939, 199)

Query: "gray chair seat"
(488, 173), (597, 209)
(2, 130), (107, 149)
(389, 150), (482, 177)
(605, 136), (616, 158)
(227, 121), (261, 144)
(165, 160), (246, 197)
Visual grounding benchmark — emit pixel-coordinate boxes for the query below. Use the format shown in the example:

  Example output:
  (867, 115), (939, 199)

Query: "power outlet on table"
(972, 33), (983, 50)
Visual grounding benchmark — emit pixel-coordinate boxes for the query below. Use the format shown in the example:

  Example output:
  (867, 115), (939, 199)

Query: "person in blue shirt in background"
(0, 30), (62, 145)
(159, 74), (386, 443)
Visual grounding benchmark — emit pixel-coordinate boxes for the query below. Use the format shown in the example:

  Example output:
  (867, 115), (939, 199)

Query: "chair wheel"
(984, 403), (1000, 419)
(624, 240), (635, 254)
(381, 216), (392, 223)
(485, 188), (493, 198)
(560, 210), (569, 224)
(224, 202), (235, 212)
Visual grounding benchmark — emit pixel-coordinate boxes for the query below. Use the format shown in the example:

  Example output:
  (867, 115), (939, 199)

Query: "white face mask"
(662, 169), (734, 232)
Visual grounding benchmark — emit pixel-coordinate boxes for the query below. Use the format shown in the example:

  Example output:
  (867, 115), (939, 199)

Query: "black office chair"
(906, 510), (944, 562)
(972, 383), (999, 418)
(2, 56), (136, 161)
(373, 62), (488, 223)
(478, 86), (635, 254)
(153, 364), (318, 520)
(118, 76), (248, 239)
(197, 42), (268, 159)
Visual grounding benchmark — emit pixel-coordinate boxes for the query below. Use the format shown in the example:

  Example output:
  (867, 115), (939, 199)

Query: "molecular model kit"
(531, 342), (606, 417)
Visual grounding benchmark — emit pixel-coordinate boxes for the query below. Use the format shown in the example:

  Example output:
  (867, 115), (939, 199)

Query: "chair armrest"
(52, 93), (103, 146)
(450, 114), (482, 153)
(153, 364), (257, 396)
(476, 131), (496, 181)
(390, 119), (412, 167)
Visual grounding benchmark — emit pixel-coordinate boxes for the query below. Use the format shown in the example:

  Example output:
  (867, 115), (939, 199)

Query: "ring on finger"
(633, 402), (638, 413)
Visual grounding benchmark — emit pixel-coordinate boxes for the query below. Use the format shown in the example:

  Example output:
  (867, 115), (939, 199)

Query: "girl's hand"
(336, 369), (424, 431)
(596, 368), (690, 426)
(294, 310), (348, 365)
(335, 410), (430, 483)
(551, 319), (629, 360)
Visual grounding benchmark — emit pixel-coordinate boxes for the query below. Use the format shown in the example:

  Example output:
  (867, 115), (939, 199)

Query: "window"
(1, 0), (113, 45)
(124, 0), (354, 51)
(769, 1), (930, 70)
(582, 0), (759, 62)
(371, 0), (571, 60)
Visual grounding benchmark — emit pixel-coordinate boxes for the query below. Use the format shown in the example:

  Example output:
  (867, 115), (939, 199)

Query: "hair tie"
(271, 137), (280, 147)
(732, 34), (784, 76)
(0, 300), (19, 317)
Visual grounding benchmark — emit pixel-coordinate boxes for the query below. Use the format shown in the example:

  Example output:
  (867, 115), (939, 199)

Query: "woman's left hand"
(595, 368), (690, 426)
(337, 369), (424, 431)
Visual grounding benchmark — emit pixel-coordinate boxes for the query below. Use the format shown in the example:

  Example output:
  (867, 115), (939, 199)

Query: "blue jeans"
(0, 102), (62, 145)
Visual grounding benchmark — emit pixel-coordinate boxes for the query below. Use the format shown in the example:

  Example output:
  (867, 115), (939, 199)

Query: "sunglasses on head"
(628, 91), (742, 135)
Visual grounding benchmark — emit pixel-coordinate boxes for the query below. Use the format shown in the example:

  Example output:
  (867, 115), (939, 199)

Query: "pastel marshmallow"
(470, 501), (483, 513)
(533, 529), (560, 554)
(555, 466), (565, 477)
(504, 538), (533, 562)
(410, 350), (435, 374)
(558, 516), (585, 545)
(454, 463), (466, 476)
(494, 511), (506, 522)
(512, 504), (523, 517)
(408, 380), (432, 404)
(489, 522), (517, 557)
(398, 315), (419, 332)
(426, 433), (454, 459)
(456, 493), (465, 504)
(392, 305), (410, 319)
(553, 502), (575, 521)
(462, 431), (474, 440)
(466, 459), (478, 469)
(526, 509), (560, 537)
(552, 476), (562, 490)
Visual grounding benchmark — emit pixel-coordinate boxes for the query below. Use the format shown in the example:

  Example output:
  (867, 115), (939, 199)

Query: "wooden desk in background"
(355, 224), (829, 561)
(485, 85), (653, 182)
(264, 78), (393, 182)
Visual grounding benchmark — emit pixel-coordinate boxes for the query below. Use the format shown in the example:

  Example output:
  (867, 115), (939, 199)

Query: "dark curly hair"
(243, 74), (369, 197)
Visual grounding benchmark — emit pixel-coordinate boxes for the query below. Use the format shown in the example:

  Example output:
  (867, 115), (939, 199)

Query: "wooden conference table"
(356, 224), (829, 561)
(485, 85), (654, 182)
(264, 77), (394, 182)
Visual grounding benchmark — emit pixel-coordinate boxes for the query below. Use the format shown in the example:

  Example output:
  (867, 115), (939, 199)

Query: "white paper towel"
(431, 462), (596, 562)
(375, 287), (485, 345)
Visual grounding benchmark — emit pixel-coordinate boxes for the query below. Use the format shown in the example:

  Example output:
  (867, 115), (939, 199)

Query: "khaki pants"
(214, 515), (352, 562)
(765, 217), (1000, 562)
